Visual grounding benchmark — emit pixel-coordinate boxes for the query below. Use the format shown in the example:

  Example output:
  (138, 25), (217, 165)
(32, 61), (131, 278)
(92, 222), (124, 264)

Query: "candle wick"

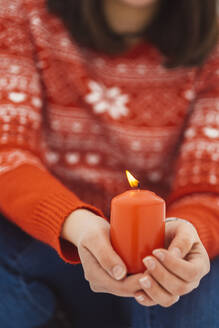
(138, 182), (140, 189)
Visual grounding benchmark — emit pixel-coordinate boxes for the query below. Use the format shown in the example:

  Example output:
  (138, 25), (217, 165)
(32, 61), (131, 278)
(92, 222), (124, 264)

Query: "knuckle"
(184, 284), (193, 294)
(180, 237), (191, 249)
(84, 270), (95, 283)
(83, 270), (90, 281)
(148, 302), (157, 307)
(180, 284), (192, 295)
(174, 284), (188, 295)
(90, 284), (103, 293)
(90, 284), (98, 292)
(162, 296), (179, 308)
(161, 299), (174, 308)
(143, 300), (156, 307)
(205, 261), (211, 275)
(188, 268), (199, 281)
(118, 285), (130, 297)
(194, 281), (200, 289)
(117, 280), (136, 297)
(135, 295), (156, 307)
(84, 273), (89, 281)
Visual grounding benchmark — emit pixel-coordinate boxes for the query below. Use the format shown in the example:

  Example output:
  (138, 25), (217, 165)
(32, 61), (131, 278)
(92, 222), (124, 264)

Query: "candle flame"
(126, 170), (140, 188)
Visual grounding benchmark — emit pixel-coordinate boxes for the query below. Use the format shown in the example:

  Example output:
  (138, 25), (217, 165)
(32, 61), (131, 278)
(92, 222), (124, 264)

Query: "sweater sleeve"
(166, 42), (219, 259)
(0, 0), (107, 264)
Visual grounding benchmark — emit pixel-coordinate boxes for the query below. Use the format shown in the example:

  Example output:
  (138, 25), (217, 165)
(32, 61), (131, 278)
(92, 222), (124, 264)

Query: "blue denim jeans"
(132, 257), (219, 328)
(0, 215), (218, 328)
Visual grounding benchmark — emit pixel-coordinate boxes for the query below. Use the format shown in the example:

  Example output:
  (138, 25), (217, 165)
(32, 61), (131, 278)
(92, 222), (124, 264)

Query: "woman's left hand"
(134, 218), (210, 307)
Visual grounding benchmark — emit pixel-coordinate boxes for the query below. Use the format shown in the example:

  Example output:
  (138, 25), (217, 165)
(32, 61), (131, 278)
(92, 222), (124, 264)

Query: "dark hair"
(47, 0), (218, 68)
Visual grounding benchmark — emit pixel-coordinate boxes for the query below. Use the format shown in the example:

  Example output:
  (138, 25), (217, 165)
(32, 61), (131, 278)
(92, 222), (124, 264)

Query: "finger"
(80, 245), (123, 294)
(143, 256), (194, 296)
(134, 291), (157, 307)
(167, 226), (195, 259)
(152, 248), (206, 282)
(139, 274), (180, 308)
(79, 245), (109, 282)
(84, 228), (127, 280)
(79, 246), (143, 296)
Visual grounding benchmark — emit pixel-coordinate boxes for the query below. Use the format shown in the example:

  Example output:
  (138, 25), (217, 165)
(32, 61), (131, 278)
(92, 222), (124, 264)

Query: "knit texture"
(0, 0), (219, 261)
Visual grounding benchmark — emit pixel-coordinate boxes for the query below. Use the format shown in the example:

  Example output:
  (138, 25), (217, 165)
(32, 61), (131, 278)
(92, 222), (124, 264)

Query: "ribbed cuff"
(166, 183), (219, 207)
(32, 190), (108, 264)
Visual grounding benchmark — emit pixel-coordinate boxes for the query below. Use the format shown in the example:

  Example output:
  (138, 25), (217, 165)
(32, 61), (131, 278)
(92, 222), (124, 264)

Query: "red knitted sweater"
(1, 0), (219, 263)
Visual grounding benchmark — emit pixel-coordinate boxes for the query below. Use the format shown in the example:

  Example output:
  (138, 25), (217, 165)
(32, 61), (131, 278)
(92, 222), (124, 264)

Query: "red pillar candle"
(110, 171), (165, 274)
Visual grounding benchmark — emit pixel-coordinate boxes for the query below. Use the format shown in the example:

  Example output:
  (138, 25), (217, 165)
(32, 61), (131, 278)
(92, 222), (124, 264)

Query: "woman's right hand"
(61, 208), (142, 297)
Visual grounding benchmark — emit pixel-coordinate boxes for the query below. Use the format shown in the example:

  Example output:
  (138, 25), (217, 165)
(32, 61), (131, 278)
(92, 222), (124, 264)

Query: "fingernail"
(152, 250), (165, 261)
(112, 265), (125, 280)
(143, 257), (156, 270)
(139, 276), (151, 289)
(136, 295), (145, 302)
(170, 247), (181, 258)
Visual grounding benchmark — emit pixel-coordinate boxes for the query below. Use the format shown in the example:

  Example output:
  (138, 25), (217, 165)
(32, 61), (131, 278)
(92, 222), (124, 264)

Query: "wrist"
(61, 208), (95, 246)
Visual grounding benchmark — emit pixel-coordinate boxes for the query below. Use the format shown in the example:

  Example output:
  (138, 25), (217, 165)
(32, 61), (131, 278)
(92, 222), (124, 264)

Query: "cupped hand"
(134, 218), (210, 307)
(61, 209), (143, 297)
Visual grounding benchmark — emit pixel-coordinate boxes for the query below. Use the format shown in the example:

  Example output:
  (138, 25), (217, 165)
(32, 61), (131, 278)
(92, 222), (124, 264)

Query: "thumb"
(168, 228), (194, 259)
(86, 229), (127, 280)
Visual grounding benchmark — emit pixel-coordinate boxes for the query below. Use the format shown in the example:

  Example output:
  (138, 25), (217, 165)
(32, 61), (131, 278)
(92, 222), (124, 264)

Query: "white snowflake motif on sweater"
(85, 81), (129, 119)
